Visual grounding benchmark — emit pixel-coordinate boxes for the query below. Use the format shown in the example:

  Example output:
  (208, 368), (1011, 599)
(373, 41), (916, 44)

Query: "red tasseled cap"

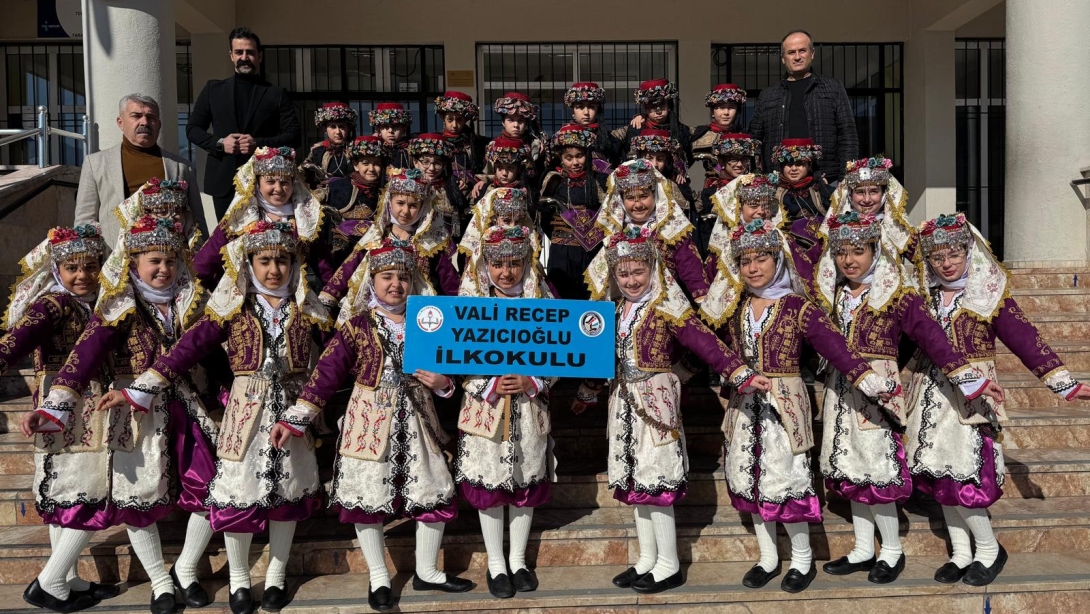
(556, 124), (588, 134)
(639, 78), (670, 90)
(415, 132), (446, 141)
(502, 92), (530, 102)
(353, 135), (382, 144)
(722, 132), (753, 140)
(639, 128), (671, 138)
(492, 135), (524, 148)
(711, 83), (740, 92)
(376, 102), (405, 111)
(780, 137), (815, 147)
(572, 81), (600, 88)
(322, 101), (350, 109)
(442, 91), (473, 101)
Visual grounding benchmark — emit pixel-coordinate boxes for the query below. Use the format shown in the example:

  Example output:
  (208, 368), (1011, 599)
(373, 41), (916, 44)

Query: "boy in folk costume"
(695, 133), (762, 259)
(614, 79), (693, 183)
(772, 138), (831, 250)
(435, 90), (488, 193)
(563, 81), (622, 171)
(691, 84), (747, 188)
(455, 226), (555, 599)
(8, 225), (116, 612)
(575, 227), (772, 594)
(303, 102), (358, 197)
(326, 135), (389, 259)
(700, 220), (900, 594)
(474, 92), (547, 194)
(281, 239), (471, 611)
(102, 221), (331, 613)
(370, 102), (413, 169)
(813, 213), (1003, 584)
(906, 213), (1090, 586)
(410, 133), (470, 240)
(630, 129), (695, 212)
(32, 216), (216, 614)
(472, 136), (537, 205)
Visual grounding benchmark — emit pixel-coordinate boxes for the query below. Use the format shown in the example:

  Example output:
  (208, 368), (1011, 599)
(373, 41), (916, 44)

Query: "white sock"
(265, 520), (296, 590)
(50, 525), (89, 592)
(507, 506), (533, 573)
(415, 521), (448, 584)
(847, 501), (876, 563)
(354, 523), (390, 590)
(785, 522), (812, 574)
(752, 518), (779, 572)
(174, 513), (213, 588)
(958, 506), (999, 567)
(649, 506), (680, 581)
(224, 532), (253, 591)
(478, 507), (508, 578)
(872, 503), (903, 565)
(941, 505), (973, 568)
(633, 505), (658, 574)
(37, 528), (92, 600)
(127, 524), (173, 598)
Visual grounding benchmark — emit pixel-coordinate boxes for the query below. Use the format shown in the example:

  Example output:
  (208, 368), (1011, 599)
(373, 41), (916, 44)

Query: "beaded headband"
(490, 188), (531, 222)
(485, 136), (531, 168)
(368, 102), (412, 127)
(493, 92), (538, 122)
(347, 135), (388, 161)
(613, 159), (656, 191)
(844, 156), (893, 189)
(435, 91), (479, 121)
(314, 102), (357, 127)
(126, 216), (184, 254)
(48, 223), (107, 264)
(631, 129), (679, 155)
(705, 84), (747, 107)
(772, 138), (823, 165)
(634, 79), (678, 106)
(140, 177), (188, 217)
(409, 133), (453, 159)
(736, 173), (780, 205)
(252, 146), (297, 178)
(730, 219), (783, 257)
(482, 225), (532, 263)
(386, 167), (430, 199)
(244, 220), (298, 255)
(550, 125), (596, 151)
(564, 82), (605, 107)
(919, 213), (974, 256)
(606, 226), (657, 268)
(828, 211), (881, 251)
(713, 133), (761, 158)
(369, 238), (418, 274)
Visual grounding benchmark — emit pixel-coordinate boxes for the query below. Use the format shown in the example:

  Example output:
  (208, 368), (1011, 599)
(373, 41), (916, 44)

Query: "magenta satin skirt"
(168, 399), (217, 514)
(728, 425), (823, 523)
(825, 433), (914, 505)
(40, 501), (115, 532)
(612, 481), (686, 507)
(334, 498), (459, 525)
(459, 481), (551, 511)
(210, 495), (322, 533)
(913, 435), (1003, 509)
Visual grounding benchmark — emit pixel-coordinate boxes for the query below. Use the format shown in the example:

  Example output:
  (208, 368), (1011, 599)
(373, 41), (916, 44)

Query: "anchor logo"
(416, 306), (444, 333)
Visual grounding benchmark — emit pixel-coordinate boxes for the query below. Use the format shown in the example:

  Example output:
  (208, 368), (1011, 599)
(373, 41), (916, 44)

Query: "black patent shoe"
(367, 585), (393, 611)
(170, 567), (209, 607)
(742, 564), (780, 589)
(149, 592), (176, 614)
(631, 569), (684, 594)
(868, 554), (906, 584)
(486, 571), (515, 599)
(228, 587), (253, 614)
(822, 555), (876, 576)
(512, 568), (538, 592)
(934, 561), (970, 583)
(780, 565), (817, 593)
(72, 582), (120, 601)
(22, 579), (99, 613)
(612, 567), (646, 588)
(962, 545), (1008, 587)
(261, 585), (290, 611)
(411, 573), (475, 593)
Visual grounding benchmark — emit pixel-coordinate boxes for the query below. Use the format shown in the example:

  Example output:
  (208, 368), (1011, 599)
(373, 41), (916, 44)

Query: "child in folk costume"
(435, 90), (488, 192)
(563, 81), (622, 170)
(630, 129), (695, 212)
(103, 220), (331, 613)
(280, 239), (471, 611)
(455, 226), (555, 599)
(411, 133), (470, 240)
(303, 102), (358, 198)
(773, 138), (831, 248)
(614, 79), (692, 182)
(575, 227), (772, 594)
(114, 177), (206, 249)
(477, 92), (547, 192)
(370, 102), (413, 169)
(459, 187), (540, 275)
(700, 220), (900, 594)
(695, 133), (762, 259)
(33, 216), (215, 614)
(8, 225), (115, 612)
(813, 213), (1003, 584)
(906, 213), (1090, 586)
(326, 135), (389, 260)
(704, 172), (784, 280)
(472, 136), (537, 205)
(691, 84), (747, 189)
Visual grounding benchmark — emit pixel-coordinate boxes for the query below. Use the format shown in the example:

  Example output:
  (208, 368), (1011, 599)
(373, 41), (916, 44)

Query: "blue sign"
(404, 295), (615, 378)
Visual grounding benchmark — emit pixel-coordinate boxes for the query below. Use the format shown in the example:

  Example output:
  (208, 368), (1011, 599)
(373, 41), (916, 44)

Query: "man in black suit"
(186, 27), (301, 218)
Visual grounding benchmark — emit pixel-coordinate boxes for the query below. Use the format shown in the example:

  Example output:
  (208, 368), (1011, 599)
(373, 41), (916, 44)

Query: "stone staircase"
(0, 267), (1088, 612)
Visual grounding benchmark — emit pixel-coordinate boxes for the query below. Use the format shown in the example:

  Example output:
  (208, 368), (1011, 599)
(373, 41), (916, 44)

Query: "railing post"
(81, 114), (90, 160)
(36, 106), (50, 169)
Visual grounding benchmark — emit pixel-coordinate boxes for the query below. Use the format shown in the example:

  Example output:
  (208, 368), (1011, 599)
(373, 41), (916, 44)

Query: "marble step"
(996, 341), (1090, 374)
(1008, 267), (1090, 290)
(1020, 312), (1090, 343)
(1010, 287), (1090, 312)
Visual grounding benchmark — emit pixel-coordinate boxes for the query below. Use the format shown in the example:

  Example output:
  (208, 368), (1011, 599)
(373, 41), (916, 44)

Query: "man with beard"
(186, 27), (300, 217)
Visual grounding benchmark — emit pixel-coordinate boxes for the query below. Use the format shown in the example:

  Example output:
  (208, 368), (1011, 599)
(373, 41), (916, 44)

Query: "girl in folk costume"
(575, 227), (772, 594)
(614, 79), (693, 182)
(459, 187), (541, 280)
(906, 213), (1090, 586)
(691, 84), (747, 189)
(326, 135), (389, 260)
(703, 172), (785, 281)
(303, 102), (358, 196)
(813, 213), (1003, 584)
(411, 133), (470, 240)
(370, 102), (413, 169)
(563, 81), (622, 170)
(8, 225), (115, 612)
(280, 239), (471, 611)
(435, 90), (488, 192)
(695, 133), (762, 259)
(102, 221), (331, 613)
(33, 216), (216, 614)
(772, 138), (831, 248)
(699, 220), (900, 594)
(539, 125), (609, 300)
(476, 92), (548, 193)
(630, 129), (695, 213)
(114, 177), (205, 249)
(455, 226), (555, 599)
(472, 136), (536, 205)
(193, 146), (334, 290)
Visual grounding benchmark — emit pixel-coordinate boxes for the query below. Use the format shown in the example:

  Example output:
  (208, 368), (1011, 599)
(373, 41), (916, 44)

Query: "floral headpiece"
(772, 138), (822, 165)
(550, 124), (596, 151)
(485, 135), (532, 170)
(712, 132), (761, 158)
(482, 225), (532, 264)
(919, 213), (973, 256)
(828, 211), (881, 251)
(705, 83), (747, 107)
(140, 177), (189, 217)
(368, 237), (418, 274)
(243, 220), (298, 255)
(435, 90), (479, 121)
(314, 102), (357, 127)
(564, 82), (605, 107)
(385, 167), (431, 199)
(631, 129), (679, 155)
(347, 135), (388, 161)
(369, 102), (412, 127)
(252, 146), (297, 178)
(409, 133), (453, 159)
(843, 156), (893, 189)
(490, 187), (531, 222)
(730, 219), (783, 257)
(48, 223), (107, 264)
(606, 226), (657, 268)
(612, 158), (657, 192)
(493, 91), (538, 122)
(634, 78), (678, 106)
(126, 215), (184, 255)
(736, 173), (780, 206)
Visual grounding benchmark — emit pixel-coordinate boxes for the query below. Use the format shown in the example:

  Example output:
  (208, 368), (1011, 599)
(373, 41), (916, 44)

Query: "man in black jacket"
(186, 27), (301, 218)
(748, 30), (858, 184)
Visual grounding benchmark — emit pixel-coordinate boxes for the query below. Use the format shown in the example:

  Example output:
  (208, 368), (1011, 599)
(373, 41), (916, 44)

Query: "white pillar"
(903, 29), (957, 225)
(1004, 0), (1090, 266)
(85, 0), (178, 153)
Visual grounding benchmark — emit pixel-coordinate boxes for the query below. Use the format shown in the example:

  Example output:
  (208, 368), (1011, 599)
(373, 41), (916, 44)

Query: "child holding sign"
(575, 227), (772, 595)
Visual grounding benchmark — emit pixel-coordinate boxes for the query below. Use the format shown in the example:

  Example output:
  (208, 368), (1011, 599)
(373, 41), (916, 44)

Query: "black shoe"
(367, 585), (393, 611)
(149, 592), (176, 614)
(486, 571), (515, 599)
(742, 564), (780, 589)
(261, 585), (290, 611)
(934, 561), (970, 584)
(868, 554), (906, 584)
(822, 555), (876, 576)
(228, 587), (253, 614)
(631, 569), (684, 594)
(412, 574), (474, 593)
(22, 579), (99, 613)
(962, 545), (1008, 587)
(170, 567), (209, 608)
(612, 567), (647, 588)
(780, 565), (817, 593)
(512, 568), (538, 592)
(72, 582), (120, 601)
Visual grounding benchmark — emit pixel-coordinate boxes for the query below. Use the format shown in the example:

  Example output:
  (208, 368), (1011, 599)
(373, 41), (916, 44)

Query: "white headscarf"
(843, 253), (879, 286)
(487, 265), (527, 298)
(366, 282), (408, 315)
(246, 261), (296, 299)
(388, 200), (424, 232)
(128, 269), (175, 305)
(748, 254), (794, 300)
(48, 261), (97, 304)
(928, 244), (972, 291)
(256, 190), (296, 218)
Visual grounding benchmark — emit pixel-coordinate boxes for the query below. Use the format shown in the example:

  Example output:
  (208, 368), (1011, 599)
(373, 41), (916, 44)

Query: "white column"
(85, 0), (178, 152)
(1004, 0), (1090, 266)
(903, 29), (957, 224)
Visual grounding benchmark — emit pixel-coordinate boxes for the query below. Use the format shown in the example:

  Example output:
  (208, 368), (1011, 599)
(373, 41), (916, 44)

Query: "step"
(1018, 313), (1090, 344)
(996, 373), (1090, 408)
(997, 342), (1090, 374)
(0, 368), (33, 399)
(1010, 287), (1090, 312)
(1008, 267), (1090, 290)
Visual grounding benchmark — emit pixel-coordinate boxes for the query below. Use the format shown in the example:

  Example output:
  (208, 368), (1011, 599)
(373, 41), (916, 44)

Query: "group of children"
(7, 79), (1088, 614)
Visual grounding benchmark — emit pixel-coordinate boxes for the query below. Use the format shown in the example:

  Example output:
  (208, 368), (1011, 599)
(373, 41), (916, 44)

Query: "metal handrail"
(0, 106), (89, 168)
(1073, 177), (1090, 187)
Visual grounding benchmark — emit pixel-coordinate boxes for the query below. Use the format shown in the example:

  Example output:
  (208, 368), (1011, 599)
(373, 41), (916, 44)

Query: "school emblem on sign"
(579, 311), (605, 338)
(416, 306), (444, 333)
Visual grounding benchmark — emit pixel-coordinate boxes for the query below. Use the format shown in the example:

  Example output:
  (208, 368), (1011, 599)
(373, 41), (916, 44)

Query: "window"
(956, 39), (1005, 259)
(477, 42), (677, 136)
(262, 45), (445, 147)
(711, 43), (904, 179)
